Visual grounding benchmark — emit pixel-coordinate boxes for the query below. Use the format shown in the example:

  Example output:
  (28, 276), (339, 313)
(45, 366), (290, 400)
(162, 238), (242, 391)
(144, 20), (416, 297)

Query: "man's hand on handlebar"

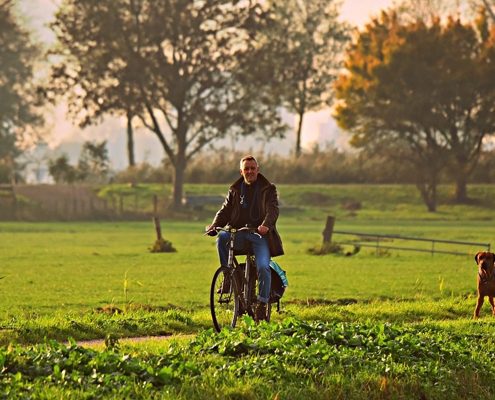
(257, 225), (269, 236)
(204, 225), (268, 236)
(204, 225), (218, 236)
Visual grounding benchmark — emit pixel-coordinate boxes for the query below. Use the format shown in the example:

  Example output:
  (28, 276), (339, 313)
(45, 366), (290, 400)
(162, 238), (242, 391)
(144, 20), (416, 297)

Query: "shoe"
(217, 275), (231, 294)
(255, 302), (267, 322)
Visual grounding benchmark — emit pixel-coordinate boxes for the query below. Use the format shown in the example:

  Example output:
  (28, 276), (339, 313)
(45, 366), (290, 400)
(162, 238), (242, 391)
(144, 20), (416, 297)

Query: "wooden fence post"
(150, 214), (176, 253)
(153, 195), (158, 216)
(322, 216), (335, 245)
(119, 194), (124, 215)
(153, 216), (162, 241)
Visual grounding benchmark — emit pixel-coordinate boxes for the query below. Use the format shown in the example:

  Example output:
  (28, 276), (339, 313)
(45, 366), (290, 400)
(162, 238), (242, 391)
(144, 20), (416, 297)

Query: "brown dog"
(474, 251), (495, 318)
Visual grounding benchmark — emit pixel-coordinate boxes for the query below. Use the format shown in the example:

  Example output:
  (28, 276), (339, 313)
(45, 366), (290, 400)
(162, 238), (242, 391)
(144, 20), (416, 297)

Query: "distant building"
(22, 141), (52, 183)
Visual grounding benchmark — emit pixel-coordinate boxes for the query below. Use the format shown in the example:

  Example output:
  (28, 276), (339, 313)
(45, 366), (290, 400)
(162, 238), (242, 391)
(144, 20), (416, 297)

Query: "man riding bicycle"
(206, 155), (284, 322)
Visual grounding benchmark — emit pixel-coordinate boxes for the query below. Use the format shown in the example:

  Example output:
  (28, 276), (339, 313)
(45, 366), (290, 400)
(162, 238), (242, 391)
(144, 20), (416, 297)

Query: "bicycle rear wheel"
(210, 266), (239, 332)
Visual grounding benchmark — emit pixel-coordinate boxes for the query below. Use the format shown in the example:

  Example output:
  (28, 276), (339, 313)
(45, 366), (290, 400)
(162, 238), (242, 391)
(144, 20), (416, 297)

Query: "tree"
(0, 130), (23, 183)
(334, 11), (495, 210)
(0, 1), (43, 182)
(48, 155), (78, 184)
(78, 140), (110, 183)
(394, 0), (495, 25)
(480, 0), (495, 22)
(48, 141), (109, 184)
(252, 0), (349, 158)
(393, 0), (469, 21)
(49, 0), (286, 208)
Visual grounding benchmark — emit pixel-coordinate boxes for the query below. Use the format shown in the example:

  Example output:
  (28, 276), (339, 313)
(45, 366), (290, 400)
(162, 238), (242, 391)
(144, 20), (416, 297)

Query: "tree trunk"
(417, 182), (437, 212)
(295, 110), (304, 158)
(452, 158), (471, 203)
(415, 162), (438, 212)
(126, 111), (135, 167)
(454, 174), (469, 203)
(171, 150), (186, 210)
(416, 179), (437, 212)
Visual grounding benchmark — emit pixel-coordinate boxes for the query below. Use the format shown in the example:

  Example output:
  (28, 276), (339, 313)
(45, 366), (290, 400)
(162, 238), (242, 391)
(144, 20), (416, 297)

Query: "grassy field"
(0, 219), (486, 318)
(1, 184), (495, 398)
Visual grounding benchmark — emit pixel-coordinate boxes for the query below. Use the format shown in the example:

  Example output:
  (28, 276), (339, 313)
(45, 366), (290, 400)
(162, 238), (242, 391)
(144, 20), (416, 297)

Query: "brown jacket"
(210, 173), (284, 257)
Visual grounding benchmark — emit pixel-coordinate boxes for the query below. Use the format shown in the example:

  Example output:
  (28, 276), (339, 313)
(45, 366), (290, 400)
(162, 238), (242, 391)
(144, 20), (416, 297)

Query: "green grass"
(2, 183), (495, 398)
(0, 218), (487, 315)
(2, 317), (495, 399)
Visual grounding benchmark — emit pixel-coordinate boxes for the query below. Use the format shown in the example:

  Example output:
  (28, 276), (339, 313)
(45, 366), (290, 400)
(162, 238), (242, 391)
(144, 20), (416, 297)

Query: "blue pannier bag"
(269, 260), (288, 310)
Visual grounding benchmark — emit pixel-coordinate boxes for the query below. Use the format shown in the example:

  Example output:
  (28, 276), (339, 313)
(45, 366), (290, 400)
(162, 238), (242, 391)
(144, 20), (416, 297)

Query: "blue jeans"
(216, 231), (271, 304)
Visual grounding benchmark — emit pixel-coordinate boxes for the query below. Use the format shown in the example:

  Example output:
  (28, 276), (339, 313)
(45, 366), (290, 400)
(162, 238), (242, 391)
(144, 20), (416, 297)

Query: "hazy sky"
(341, 0), (395, 25)
(18, 0), (396, 168)
(22, 0), (396, 41)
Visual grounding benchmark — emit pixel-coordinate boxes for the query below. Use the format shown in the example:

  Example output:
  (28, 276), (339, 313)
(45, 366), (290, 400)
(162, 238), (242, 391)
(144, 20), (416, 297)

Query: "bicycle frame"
(209, 225), (273, 331)
(221, 226), (258, 317)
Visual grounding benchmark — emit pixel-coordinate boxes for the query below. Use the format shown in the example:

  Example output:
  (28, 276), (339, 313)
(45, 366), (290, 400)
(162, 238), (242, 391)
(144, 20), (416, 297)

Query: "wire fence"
(333, 230), (490, 257)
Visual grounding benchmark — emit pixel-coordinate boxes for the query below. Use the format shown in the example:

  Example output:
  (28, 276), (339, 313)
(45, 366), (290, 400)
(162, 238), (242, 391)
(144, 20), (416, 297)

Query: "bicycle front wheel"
(210, 266), (239, 332)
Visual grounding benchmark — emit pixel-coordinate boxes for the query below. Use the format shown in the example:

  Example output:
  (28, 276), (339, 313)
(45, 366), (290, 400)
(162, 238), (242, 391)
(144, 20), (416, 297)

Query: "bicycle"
(208, 226), (272, 332)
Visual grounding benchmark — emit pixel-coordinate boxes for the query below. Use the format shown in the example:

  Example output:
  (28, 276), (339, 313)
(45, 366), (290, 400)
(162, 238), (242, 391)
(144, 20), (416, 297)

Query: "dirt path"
(77, 334), (196, 348)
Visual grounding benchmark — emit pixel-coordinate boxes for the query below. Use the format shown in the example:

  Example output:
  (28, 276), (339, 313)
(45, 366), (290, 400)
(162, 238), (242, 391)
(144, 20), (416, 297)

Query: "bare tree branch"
(0, 0), (13, 10)
(481, 0), (495, 21)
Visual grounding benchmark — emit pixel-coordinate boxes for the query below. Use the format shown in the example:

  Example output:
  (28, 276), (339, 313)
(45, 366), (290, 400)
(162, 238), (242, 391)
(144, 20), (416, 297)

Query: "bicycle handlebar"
(204, 225), (259, 236)
(217, 226), (255, 233)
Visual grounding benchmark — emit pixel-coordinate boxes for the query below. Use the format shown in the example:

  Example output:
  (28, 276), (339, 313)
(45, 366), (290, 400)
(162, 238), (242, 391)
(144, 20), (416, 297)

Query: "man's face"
(240, 159), (259, 185)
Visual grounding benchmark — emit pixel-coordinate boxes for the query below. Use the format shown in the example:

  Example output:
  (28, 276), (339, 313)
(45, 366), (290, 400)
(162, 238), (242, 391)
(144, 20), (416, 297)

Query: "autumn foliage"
(334, 10), (495, 211)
